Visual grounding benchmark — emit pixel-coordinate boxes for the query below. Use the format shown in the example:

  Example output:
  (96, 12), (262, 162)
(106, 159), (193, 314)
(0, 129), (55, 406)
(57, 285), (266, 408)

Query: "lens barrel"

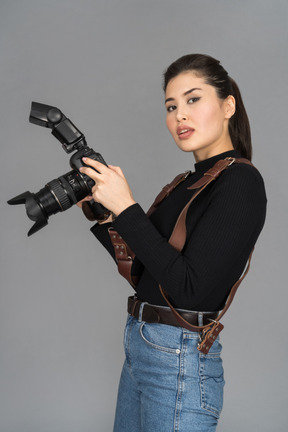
(8, 169), (95, 236)
(39, 169), (93, 215)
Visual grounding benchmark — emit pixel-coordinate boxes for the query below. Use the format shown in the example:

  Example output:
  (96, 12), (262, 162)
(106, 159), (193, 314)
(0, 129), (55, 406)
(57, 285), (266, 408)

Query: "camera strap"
(109, 157), (255, 352)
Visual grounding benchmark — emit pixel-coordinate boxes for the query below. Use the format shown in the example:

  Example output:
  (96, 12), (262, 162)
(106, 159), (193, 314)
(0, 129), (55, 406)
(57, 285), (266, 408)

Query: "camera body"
(70, 146), (106, 177)
(8, 102), (109, 236)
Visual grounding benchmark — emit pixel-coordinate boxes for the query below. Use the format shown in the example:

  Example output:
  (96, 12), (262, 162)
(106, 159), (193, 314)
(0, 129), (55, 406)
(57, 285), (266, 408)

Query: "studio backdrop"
(0, 1), (287, 431)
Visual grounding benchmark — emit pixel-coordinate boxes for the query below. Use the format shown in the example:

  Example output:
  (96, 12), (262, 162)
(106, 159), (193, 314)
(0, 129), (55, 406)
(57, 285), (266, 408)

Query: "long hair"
(163, 54), (252, 160)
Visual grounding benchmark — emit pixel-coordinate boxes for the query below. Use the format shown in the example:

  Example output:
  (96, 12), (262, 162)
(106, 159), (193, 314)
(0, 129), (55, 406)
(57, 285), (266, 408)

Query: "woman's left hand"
(79, 157), (136, 216)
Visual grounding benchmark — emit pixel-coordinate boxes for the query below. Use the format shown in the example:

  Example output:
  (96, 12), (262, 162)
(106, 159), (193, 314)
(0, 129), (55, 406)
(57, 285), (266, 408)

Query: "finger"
(79, 195), (93, 202)
(108, 165), (125, 178)
(76, 195), (93, 208)
(79, 165), (101, 181)
(82, 157), (109, 173)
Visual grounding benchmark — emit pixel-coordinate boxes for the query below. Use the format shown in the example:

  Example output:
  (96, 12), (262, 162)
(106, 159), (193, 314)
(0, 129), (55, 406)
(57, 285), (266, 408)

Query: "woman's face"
(165, 71), (235, 162)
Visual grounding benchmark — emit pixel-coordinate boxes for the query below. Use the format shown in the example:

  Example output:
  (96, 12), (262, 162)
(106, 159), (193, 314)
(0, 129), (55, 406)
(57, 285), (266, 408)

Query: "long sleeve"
(90, 150), (267, 311)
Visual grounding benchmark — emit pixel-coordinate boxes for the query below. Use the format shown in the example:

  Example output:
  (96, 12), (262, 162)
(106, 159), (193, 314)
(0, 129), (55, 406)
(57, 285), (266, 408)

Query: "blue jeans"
(113, 310), (225, 432)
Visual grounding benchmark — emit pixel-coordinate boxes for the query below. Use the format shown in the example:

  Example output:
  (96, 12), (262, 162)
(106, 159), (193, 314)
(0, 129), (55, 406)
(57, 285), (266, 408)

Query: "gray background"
(0, 0), (287, 431)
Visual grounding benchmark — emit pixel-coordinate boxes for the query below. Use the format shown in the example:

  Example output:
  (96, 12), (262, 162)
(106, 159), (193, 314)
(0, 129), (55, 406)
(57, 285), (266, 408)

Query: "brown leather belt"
(127, 296), (219, 329)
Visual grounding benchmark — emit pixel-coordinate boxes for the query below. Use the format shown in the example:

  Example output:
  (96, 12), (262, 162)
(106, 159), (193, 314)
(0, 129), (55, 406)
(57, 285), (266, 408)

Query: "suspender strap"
(110, 157), (253, 284)
(109, 156), (255, 352)
(158, 157), (255, 352)
(159, 249), (253, 331)
(108, 228), (138, 288)
(109, 170), (191, 287)
(169, 157), (253, 251)
(146, 170), (191, 217)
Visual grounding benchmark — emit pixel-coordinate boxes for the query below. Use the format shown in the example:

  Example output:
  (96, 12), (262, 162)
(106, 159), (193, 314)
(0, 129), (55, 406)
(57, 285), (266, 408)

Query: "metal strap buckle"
(225, 157), (236, 166)
(197, 321), (224, 353)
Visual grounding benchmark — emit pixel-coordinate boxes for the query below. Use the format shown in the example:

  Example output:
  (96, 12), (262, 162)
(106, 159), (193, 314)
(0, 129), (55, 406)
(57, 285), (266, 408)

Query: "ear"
(224, 95), (236, 119)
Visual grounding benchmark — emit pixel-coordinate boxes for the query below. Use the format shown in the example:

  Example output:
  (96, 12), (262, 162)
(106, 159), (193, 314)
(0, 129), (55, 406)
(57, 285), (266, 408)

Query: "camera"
(8, 102), (108, 236)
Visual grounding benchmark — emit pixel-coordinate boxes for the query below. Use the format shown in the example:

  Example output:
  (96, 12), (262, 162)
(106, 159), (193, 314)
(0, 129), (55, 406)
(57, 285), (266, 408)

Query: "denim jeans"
(113, 309), (225, 432)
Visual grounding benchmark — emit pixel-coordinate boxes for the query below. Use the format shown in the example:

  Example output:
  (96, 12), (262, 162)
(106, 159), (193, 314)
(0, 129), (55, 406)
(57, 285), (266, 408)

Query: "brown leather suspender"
(146, 170), (191, 217)
(108, 229), (138, 287)
(109, 157), (255, 352)
(108, 170), (192, 287)
(168, 157), (252, 251)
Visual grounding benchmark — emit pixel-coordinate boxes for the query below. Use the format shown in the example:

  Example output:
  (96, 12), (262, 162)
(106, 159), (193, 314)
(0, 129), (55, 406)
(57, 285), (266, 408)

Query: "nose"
(175, 107), (188, 122)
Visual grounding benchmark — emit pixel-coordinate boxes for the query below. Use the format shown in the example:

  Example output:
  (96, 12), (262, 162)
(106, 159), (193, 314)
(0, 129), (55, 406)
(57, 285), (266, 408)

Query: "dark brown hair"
(163, 54), (252, 160)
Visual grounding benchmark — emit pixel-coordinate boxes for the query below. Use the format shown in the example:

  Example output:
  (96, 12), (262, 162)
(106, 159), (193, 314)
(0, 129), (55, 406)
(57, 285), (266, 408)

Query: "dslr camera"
(8, 102), (109, 236)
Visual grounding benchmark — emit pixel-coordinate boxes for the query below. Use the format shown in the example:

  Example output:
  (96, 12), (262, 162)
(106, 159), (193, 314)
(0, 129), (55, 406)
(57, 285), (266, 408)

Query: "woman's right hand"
(76, 195), (93, 209)
(76, 195), (114, 224)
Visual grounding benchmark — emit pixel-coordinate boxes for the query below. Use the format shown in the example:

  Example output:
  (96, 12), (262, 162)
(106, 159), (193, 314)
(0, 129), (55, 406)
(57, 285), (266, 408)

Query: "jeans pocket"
(139, 322), (182, 354)
(199, 347), (225, 418)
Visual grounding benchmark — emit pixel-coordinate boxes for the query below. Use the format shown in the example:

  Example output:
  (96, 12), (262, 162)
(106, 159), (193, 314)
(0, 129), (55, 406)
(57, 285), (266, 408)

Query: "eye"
(188, 97), (200, 104)
(166, 105), (176, 112)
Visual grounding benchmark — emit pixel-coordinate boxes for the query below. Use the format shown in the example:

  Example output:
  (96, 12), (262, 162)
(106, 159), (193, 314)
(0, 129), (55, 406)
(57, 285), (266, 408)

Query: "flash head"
(29, 102), (87, 153)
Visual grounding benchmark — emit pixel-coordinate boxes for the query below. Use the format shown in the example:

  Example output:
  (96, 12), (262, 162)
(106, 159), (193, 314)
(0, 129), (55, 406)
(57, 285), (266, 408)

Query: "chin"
(176, 142), (197, 153)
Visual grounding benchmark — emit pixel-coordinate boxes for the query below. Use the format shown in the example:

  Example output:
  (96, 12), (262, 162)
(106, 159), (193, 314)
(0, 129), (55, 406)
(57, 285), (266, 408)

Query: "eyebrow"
(165, 88), (202, 104)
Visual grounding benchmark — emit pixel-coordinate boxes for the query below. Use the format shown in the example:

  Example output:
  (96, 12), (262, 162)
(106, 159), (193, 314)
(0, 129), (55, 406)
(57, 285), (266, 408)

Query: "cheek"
(166, 115), (175, 135)
(197, 105), (223, 129)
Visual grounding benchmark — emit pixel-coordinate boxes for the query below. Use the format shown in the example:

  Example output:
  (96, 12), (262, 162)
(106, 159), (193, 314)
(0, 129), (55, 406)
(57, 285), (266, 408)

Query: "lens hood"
(8, 192), (48, 236)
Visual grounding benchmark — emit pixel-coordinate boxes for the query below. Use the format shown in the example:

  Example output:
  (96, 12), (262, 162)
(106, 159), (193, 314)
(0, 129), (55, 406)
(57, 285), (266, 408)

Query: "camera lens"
(39, 169), (92, 214)
(8, 169), (94, 236)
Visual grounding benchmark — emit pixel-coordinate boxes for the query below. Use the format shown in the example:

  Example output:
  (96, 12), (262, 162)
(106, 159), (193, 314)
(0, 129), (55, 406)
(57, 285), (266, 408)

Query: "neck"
(193, 140), (234, 163)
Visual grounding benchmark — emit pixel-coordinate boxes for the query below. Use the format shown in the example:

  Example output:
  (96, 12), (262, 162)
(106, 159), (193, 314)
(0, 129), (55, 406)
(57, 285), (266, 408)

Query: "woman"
(78, 54), (267, 431)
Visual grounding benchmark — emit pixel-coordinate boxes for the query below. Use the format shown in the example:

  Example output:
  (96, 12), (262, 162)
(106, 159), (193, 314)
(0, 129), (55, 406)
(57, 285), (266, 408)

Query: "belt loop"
(138, 301), (147, 322)
(131, 296), (140, 317)
(198, 312), (203, 326)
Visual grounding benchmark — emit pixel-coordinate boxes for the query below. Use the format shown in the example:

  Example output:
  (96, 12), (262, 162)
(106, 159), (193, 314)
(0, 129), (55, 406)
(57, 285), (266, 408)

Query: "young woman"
(78, 54), (267, 432)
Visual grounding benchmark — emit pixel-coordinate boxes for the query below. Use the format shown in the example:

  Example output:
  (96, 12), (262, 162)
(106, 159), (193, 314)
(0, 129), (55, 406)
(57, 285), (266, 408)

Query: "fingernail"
(82, 157), (87, 161)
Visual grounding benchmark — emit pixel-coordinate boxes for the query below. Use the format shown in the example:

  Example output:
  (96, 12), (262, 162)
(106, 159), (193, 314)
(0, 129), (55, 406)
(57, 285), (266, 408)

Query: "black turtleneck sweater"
(91, 150), (267, 312)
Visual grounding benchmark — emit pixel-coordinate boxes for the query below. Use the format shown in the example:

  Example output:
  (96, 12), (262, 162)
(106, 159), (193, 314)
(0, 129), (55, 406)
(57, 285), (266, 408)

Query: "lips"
(177, 125), (195, 139)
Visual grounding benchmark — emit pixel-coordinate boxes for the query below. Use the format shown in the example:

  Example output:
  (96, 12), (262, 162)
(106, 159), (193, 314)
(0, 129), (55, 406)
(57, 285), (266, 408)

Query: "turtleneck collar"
(194, 150), (241, 173)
